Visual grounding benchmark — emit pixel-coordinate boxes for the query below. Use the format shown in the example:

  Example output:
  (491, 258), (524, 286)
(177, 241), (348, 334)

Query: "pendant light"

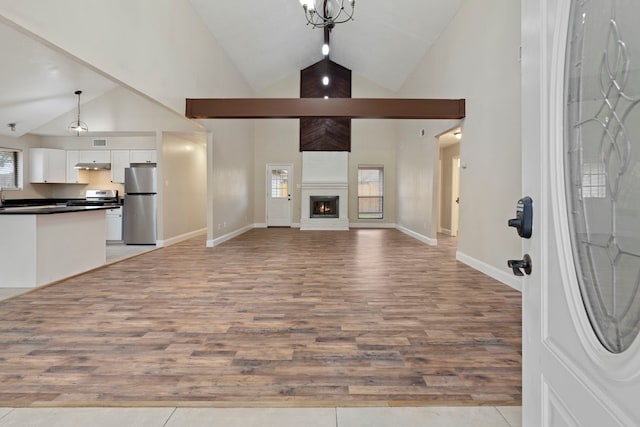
(299, 0), (355, 29)
(68, 90), (88, 136)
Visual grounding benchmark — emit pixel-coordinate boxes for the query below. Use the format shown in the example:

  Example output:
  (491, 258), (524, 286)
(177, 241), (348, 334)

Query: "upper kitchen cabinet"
(30, 148), (66, 183)
(130, 150), (157, 164)
(110, 150), (130, 183)
(66, 151), (88, 184)
(79, 150), (111, 164)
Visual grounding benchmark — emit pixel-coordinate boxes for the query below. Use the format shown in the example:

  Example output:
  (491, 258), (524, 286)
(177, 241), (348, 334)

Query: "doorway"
(438, 129), (461, 238)
(266, 164), (293, 227)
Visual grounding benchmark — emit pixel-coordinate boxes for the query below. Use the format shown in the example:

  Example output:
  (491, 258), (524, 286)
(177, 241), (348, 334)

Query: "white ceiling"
(0, 2), (465, 138)
(0, 22), (118, 138)
(190, 0), (465, 92)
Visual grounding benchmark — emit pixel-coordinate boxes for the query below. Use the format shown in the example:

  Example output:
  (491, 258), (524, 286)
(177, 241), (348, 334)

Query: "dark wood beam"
(185, 98), (466, 120)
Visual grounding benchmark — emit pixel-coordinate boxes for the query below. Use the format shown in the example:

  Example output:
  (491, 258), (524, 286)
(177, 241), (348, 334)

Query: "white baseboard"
(350, 222), (397, 229)
(206, 224), (254, 247)
(456, 251), (522, 292)
(439, 227), (452, 235)
(156, 228), (207, 248)
(395, 225), (437, 246)
(255, 223), (300, 229)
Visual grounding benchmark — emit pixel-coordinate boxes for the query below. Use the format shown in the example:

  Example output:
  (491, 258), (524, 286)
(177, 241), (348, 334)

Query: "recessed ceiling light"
(322, 43), (330, 56)
(322, 76), (330, 86)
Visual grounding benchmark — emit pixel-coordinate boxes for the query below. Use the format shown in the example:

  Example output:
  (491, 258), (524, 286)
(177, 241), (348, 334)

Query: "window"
(271, 169), (289, 198)
(0, 149), (21, 190)
(358, 166), (383, 219)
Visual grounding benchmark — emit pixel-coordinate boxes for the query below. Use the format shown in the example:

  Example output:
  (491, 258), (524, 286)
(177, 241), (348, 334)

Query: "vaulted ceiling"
(190, 0), (465, 92)
(0, 1), (465, 138)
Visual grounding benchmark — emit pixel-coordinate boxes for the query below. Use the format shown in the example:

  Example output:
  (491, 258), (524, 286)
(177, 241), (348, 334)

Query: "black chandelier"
(299, 0), (355, 29)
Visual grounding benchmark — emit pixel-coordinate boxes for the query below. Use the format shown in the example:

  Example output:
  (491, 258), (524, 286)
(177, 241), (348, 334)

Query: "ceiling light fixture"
(299, 0), (355, 29)
(454, 131), (462, 140)
(322, 43), (330, 56)
(68, 90), (88, 136)
(322, 76), (330, 86)
(7, 123), (16, 132)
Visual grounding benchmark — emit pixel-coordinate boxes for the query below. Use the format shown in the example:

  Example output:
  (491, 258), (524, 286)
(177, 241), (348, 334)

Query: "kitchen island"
(0, 205), (112, 288)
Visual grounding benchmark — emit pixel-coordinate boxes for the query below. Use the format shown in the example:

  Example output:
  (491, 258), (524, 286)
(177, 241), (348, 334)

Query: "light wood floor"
(0, 229), (521, 407)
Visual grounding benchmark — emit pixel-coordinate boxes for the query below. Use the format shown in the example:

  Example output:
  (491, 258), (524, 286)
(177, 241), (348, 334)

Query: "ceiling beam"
(185, 98), (466, 120)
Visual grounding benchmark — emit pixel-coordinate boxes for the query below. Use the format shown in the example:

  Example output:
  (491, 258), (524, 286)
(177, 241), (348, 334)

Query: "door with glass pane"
(267, 164), (292, 227)
(522, 0), (640, 425)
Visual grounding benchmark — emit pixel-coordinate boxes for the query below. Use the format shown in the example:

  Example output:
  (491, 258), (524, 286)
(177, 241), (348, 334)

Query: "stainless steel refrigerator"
(124, 165), (157, 245)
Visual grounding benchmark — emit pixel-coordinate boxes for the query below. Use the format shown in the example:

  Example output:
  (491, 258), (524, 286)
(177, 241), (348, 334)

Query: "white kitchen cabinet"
(110, 150), (130, 183)
(129, 150), (157, 164)
(79, 150), (111, 164)
(29, 148), (66, 183)
(65, 150), (88, 184)
(105, 207), (123, 241)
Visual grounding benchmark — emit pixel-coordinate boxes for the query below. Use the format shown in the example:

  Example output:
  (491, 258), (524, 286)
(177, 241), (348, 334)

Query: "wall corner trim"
(395, 225), (437, 246)
(456, 251), (523, 292)
(156, 228), (207, 248)
(207, 224), (255, 247)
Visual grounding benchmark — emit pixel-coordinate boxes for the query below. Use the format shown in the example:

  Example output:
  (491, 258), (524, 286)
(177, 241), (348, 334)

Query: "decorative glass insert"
(271, 169), (289, 198)
(565, 0), (640, 353)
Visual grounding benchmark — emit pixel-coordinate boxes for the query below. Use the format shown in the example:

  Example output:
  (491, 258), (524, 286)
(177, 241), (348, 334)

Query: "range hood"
(74, 162), (111, 170)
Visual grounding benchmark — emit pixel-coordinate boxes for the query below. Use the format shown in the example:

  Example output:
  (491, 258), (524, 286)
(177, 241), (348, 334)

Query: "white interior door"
(522, 0), (640, 425)
(266, 164), (293, 227)
(451, 156), (460, 237)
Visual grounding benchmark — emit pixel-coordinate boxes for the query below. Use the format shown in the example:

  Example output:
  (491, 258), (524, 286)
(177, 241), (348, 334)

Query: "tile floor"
(105, 242), (157, 264)
(0, 407), (522, 426)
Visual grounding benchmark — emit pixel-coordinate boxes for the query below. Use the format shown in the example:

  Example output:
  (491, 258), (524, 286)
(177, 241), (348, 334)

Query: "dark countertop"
(0, 205), (115, 215)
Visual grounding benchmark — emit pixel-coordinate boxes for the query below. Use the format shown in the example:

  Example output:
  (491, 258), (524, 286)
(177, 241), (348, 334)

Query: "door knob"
(507, 254), (532, 276)
(508, 196), (533, 239)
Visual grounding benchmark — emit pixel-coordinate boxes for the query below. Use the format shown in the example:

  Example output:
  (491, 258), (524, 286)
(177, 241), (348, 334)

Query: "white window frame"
(357, 165), (384, 220)
(0, 147), (23, 191)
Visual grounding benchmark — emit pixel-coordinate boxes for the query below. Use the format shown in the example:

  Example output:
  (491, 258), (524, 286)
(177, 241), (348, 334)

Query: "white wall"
(252, 72), (398, 226)
(161, 133), (207, 242)
(253, 74), (302, 225)
(208, 120), (255, 243)
(0, 0), (256, 245)
(397, 0), (521, 284)
(350, 76), (397, 226)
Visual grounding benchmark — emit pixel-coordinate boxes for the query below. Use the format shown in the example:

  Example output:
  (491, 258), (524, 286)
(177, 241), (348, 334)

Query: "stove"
(67, 190), (120, 206)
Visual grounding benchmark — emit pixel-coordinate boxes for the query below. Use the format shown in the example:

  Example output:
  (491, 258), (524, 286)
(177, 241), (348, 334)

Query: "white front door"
(266, 164), (293, 227)
(522, 1), (640, 425)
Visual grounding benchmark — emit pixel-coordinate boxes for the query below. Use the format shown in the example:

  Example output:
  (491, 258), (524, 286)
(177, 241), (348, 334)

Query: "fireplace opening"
(310, 196), (339, 218)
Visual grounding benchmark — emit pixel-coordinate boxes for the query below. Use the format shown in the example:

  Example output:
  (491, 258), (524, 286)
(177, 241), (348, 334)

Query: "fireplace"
(310, 196), (339, 218)
(301, 152), (349, 231)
